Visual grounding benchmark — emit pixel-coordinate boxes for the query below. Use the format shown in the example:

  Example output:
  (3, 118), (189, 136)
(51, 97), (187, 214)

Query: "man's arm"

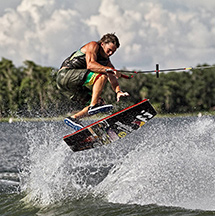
(107, 62), (129, 102)
(82, 41), (110, 73)
(82, 41), (121, 77)
(106, 61), (121, 93)
(83, 41), (129, 101)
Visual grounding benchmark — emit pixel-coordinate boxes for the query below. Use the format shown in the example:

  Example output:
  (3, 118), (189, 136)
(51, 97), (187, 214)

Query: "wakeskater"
(56, 33), (129, 131)
(57, 33), (215, 151)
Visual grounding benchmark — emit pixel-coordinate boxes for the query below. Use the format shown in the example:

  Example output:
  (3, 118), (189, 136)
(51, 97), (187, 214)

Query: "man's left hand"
(117, 91), (129, 102)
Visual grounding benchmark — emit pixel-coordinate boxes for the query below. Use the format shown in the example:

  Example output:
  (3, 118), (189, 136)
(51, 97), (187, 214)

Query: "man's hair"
(98, 33), (120, 48)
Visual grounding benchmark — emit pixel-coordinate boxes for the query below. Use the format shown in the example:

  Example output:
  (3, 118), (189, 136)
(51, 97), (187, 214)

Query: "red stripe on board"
(63, 99), (148, 139)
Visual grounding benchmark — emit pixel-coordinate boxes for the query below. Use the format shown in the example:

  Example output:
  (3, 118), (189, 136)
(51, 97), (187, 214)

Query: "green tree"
(1, 58), (215, 118)
(0, 58), (19, 117)
(186, 65), (215, 112)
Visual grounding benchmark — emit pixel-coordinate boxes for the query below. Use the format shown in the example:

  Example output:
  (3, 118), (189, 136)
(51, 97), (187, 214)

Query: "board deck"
(63, 99), (157, 152)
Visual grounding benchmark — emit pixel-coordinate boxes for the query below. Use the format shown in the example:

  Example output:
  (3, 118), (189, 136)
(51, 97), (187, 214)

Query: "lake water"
(1, 116), (215, 215)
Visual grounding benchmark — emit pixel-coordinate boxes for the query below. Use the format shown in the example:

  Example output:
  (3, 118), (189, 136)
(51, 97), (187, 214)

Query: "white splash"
(19, 117), (215, 210)
(19, 121), (128, 206)
(95, 117), (215, 211)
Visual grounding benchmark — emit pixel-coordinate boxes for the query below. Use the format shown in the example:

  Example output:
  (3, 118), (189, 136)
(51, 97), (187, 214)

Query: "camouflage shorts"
(56, 68), (91, 106)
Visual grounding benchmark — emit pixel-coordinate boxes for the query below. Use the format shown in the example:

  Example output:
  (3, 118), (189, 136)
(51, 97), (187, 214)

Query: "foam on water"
(19, 123), (70, 205)
(19, 121), (131, 206)
(95, 117), (215, 211)
(19, 117), (215, 211)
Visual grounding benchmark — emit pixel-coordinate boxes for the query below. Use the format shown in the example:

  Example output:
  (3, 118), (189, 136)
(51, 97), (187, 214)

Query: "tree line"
(1, 57), (215, 118)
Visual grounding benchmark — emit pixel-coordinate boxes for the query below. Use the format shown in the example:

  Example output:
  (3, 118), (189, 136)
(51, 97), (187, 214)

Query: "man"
(56, 33), (129, 130)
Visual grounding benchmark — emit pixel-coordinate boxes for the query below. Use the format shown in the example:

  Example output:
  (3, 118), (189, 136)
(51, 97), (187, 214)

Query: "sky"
(0, 0), (215, 70)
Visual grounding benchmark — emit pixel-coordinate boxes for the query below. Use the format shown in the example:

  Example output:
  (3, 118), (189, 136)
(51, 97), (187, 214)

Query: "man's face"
(101, 42), (117, 57)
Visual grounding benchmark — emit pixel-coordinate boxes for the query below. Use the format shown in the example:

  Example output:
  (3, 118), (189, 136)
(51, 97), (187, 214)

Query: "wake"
(95, 116), (215, 211)
(19, 117), (215, 211)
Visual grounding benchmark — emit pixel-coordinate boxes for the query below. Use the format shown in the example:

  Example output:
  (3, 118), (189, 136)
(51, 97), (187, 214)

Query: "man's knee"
(99, 74), (108, 83)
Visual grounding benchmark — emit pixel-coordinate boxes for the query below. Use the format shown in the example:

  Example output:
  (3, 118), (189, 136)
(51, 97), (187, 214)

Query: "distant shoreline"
(1, 111), (215, 123)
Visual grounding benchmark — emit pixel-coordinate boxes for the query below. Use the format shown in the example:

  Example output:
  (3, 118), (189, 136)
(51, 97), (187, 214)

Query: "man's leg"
(88, 74), (113, 115)
(71, 74), (107, 119)
(90, 74), (107, 106)
(65, 74), (112, 130)
(64, 106), (89, 131)
(72, 106), (89, 119)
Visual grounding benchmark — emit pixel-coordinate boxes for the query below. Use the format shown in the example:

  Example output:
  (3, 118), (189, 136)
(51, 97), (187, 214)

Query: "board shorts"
(83, 71), (102, 88)
(56, 68), (102, 106)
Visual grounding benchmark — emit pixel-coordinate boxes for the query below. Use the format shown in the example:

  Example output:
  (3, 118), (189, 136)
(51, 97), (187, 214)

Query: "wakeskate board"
(63, 99), (157, 152)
